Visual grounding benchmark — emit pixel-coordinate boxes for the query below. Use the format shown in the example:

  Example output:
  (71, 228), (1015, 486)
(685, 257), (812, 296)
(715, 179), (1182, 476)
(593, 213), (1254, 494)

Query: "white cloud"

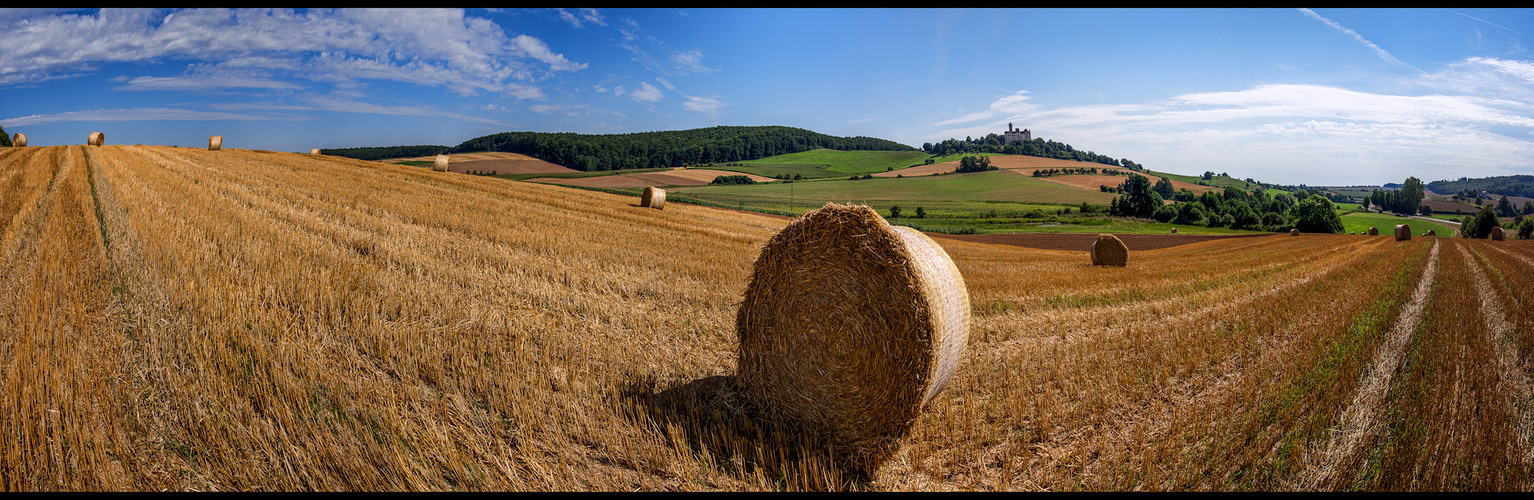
(1, 107), (288, 126)
(628, 82), (663, 102)
(682, 95), (724, 117)
(924, 62), (1534, 185)
(0, 8), (583, 96)
(672, 49), (716, 73)
(556, 8), (605, 29)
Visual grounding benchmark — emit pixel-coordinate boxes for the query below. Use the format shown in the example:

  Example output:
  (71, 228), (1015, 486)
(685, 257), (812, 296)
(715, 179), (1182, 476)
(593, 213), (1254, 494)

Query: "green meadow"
(700, 149), (932, 179)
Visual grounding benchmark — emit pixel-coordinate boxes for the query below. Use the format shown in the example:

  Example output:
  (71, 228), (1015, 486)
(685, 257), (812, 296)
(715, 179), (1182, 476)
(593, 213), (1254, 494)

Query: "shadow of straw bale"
(618, 374), (872, 491)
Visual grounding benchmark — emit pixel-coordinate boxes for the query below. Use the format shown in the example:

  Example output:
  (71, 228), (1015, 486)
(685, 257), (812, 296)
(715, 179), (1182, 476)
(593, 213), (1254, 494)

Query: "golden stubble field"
(1, 145), (1531, 491)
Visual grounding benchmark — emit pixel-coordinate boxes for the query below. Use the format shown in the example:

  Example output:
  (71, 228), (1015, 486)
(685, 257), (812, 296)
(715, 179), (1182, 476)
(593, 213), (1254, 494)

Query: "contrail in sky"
(1300, 8), (1422, 73)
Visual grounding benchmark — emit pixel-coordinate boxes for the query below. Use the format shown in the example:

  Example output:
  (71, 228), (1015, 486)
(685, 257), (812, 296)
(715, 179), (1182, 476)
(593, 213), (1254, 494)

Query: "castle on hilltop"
(1003, 123), (1032, 144)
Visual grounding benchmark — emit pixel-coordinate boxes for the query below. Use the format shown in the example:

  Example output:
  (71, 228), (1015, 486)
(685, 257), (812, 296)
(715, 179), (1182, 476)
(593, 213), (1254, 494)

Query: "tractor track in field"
(1292, 238), (1440, 490)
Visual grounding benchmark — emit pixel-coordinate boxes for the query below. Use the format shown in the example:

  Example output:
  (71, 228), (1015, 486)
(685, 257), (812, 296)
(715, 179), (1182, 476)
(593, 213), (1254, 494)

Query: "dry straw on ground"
(208, 136), (222, 151)
(88, 132), (104, 146)
(1291, 229), (1300, 236)
(11, 133), (24, 147)
(1369, 227), (1379, 236)
(1090, 233), (1129, 266)
(433, 154), (450, 172)
(641, 186), (666, 209)
(1491, 227), (1505, 241)
(735, 203), (969, 474)
(1396, 224), (1412, 241)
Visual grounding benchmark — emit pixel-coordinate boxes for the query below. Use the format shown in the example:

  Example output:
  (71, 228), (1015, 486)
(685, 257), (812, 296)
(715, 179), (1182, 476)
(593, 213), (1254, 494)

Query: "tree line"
(1108, 172), (1345, 233)
(1427, 175), (1534, 199)
(921, 134), (1143, 171)
(447, 126), (914, 171)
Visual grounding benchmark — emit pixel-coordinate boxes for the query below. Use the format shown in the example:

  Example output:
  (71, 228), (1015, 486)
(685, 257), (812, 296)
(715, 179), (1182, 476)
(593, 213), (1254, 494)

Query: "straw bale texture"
(1492, 226), (1505, 241)
(1368, 227), (1378, 236)
(11, 133), (24, 147)
(209, 135), (222, 151)
(1426, 229), (1436, 237)
(1291, 229), (1300, 236)
(88, 132), (104, 146)
(641, 186), (666, 209)
(735, 203), (969, 473)
(1395, 224), (1411, 241)
(1090, 234), (1128, 266)
(432, 154), (450, 172)
(310, 148), (321, 155)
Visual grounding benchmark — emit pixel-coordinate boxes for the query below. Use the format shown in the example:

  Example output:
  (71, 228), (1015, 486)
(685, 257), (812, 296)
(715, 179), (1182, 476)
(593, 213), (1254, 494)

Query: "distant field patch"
(529, 168), (776, 188)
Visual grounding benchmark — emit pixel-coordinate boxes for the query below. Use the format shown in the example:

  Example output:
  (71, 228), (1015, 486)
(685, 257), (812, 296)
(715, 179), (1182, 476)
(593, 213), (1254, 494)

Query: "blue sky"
(3, 8), (1533, 186)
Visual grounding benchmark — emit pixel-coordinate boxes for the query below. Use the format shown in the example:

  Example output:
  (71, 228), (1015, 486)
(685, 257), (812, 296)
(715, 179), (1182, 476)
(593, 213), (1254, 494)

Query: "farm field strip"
(892, 232), (1434, 490)
(1294, 239), (1439, 490)
(1462, 243), (1534, 467)
(1347, 239), (1532, 490)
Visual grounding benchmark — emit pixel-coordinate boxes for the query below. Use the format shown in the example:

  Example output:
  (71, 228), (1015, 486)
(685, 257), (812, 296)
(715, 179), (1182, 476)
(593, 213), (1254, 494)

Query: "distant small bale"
(1426, 229), (1436, 237)
(736, 203), (969, 473)
(1170, 228), (1177, 234)
(209, 135), (222, 151)
(432, 154), (449, 172)
(1291, 229), (1300, 236)
(1395, 224), (1411, 241)
(1491, 226), (1505, 241)
(88, 132), (104, 146)
(310, 148), (321, 155)
(1090, 234), (1128, 266)
(1350, 231), (1355, 235)
(1368, 227), (1378, 236)
(641, 186), (666, 209)
(11, 133), (25, 147)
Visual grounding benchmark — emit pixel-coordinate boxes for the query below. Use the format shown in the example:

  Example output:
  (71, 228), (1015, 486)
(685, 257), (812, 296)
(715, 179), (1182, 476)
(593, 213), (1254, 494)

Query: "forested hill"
(445, 126), (914, 171)
(1426, 175), (1534, 199)
(319, 144), (449, 161)
(922, 134), (1144, 171)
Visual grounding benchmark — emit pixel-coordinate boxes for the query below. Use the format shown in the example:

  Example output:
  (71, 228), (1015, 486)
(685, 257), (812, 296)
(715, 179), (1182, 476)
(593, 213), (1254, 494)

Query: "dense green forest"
(1427, 175), (1534, 199)
(319, 144), (448, 161)
(0, 126), (11, 147)
(446, 126), (913, 171)
(921, 134), (1143, 171)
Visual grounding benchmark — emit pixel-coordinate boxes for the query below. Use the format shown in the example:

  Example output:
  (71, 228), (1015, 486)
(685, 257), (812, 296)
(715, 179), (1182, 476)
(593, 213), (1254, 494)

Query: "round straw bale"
(1368, 227), (1378, 236)
(1426, 229), (1436, 237)
(1491, 226), (1505, 241)
(735, 203), (969, 472)
(1291, 229), (1300, 236)
(1395, 224), (1411, 241)
(88, 132), (104, 146)
(1090, 234), (1128, 266)
(208, 135), (222, 151)
(310, 148), (322, 155)
(1170, 227), (1177, 234)
(432, 154), (449, 172)
(1350, 231), (1356, 235)
(641, 186), (666, 209)
(11, 133), (25, 147)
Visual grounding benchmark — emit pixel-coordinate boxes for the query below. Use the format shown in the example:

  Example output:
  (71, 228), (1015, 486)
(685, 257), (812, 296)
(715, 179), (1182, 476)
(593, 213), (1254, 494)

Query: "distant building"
(1003, 123), (1032, 144)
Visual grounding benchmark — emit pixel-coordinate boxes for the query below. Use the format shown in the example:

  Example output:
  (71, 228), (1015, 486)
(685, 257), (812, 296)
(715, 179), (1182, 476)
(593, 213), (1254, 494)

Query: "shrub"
(889, 205), (902, 218)
(1520, 217), (1534, 240)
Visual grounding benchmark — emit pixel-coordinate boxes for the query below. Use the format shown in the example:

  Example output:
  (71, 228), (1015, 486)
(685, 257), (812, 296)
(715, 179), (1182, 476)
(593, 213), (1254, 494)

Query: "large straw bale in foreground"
(641, 186), (666, 209)
(11, 133), (24, 147)
(209, 135), (222, 151)
(1090, 234), (1128, 266)
(736, 203), (969, 473)
(1492, 226), (1505, 241)
(88, 132), (104, 146)
(432, 154), (449, 172)
(1395, 224), (1411, 241)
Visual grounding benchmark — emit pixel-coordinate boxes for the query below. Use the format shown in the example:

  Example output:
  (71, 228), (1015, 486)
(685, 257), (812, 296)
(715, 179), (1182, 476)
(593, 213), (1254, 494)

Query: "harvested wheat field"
(3, 145), (1533, 492)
